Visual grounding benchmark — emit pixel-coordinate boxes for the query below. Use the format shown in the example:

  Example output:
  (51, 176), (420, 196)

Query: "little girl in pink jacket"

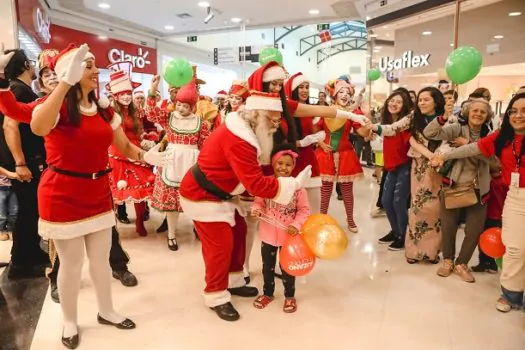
(251, 145), (310, 313)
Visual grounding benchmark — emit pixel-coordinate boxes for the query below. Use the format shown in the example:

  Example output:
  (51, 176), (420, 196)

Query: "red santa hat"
(50, 43), (94, 81)
(176, 79), (198, 106)
(37, 49), (59, 76)
(245, 91), (282, 112)
(247, 61), (286, 92)
(229, 80), (250, 101)
(216, 90), (228, 99)
(284, 72), (309, 99)
(133, 89), (145, 97)
(107, 69), (141, 95)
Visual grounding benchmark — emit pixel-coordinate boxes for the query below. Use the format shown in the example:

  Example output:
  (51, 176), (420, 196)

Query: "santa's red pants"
(193, 211), (247, 307)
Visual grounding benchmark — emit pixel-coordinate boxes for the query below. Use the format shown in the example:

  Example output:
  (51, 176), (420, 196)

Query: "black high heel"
(97, 314), (136, 330)
(61, 329), (79, 349)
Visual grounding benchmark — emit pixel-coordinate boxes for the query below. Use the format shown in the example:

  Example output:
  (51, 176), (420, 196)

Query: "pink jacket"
(253, 188), (310, 247)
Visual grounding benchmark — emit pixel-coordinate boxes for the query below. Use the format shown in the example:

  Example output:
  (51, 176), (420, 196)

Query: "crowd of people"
(0, 42), (524, 349)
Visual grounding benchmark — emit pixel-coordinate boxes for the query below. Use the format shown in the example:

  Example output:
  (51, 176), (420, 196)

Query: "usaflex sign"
(379, 50), (431, 72)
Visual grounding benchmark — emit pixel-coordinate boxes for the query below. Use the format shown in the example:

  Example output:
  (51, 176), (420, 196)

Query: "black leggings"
(261, 242), (295, 298)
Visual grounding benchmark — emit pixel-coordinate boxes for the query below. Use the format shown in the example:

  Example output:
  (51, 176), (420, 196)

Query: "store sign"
(33, 7), (51, 43)
(108, 48), (151, 69)
(379, 50), (431, 72)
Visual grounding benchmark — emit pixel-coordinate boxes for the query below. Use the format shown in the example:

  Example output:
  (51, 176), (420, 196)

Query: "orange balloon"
(480, 227), (505, 258)
(302, 214), (338, 233)
(302, 223), (348, 260)
(280, 234), (316, 277)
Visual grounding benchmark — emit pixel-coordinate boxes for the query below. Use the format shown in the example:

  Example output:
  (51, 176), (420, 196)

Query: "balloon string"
(257, 212), (288, 230)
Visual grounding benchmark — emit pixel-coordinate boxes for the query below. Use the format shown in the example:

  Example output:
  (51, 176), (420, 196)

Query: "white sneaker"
(370, 207), (386, 218)
(348, 226), (358, 233)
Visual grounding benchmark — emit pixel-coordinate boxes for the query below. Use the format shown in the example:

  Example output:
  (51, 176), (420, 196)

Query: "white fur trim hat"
(262, 65), (286, 82)
(52, 44), (94, 82)
(245, 92), (282, 112)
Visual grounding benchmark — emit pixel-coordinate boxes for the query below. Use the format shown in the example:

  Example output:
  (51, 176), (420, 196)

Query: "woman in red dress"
(316, 80), (371, 232)
(144, 76), (210, 251)
(30, 44), (144, 349)
(213, 80), (250, 129)
(283, 72), (323, 213)
(106, 65), (154, 236)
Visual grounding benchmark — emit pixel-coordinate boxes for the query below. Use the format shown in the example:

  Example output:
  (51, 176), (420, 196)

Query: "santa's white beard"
(254, 121), (274, 165)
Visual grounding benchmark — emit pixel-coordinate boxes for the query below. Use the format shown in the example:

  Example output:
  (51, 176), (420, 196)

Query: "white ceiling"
(47, 0), (357, 38)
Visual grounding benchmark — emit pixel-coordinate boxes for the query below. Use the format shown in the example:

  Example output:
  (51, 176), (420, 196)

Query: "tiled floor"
(2, 170), (524, 350)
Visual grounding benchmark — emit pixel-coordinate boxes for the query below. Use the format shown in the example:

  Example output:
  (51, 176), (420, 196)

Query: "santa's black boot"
(210, 302), (240, 321)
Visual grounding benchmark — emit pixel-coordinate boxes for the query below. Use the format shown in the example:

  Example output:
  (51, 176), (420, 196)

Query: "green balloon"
(368, 68), (381, 81)
(445, 46), (483, 85)
(259, 47), (283, 66)
(163, 58), (193, 87)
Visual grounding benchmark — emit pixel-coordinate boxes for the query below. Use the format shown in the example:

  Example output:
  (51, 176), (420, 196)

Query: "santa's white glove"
(298, 131), (326, 147)
(60, 44), (90, 86)
(0, 47), (15, 75)
(140, 139), (156, 151)
(143, 143), (174, 167)
(155, 123), (163, 133)
(294, 165), (312, 189)
(336, 110), (369, 125)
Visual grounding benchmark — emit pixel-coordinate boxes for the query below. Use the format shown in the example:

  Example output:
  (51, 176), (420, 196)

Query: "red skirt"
(315, 148), (363, 183)
(108, 155), (154, 204)
(151, 169), (183, 212)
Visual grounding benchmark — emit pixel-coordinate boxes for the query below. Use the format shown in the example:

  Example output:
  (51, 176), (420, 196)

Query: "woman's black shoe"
(156, 218), (168, 233)
(228, 285), (258, 297)
(210, 302), (240, 321)
(378, 231), (396, 244)
(50, 281), (60, 303)
(61, 330), (79, 349)
(112, 270), (138, 287)
(97, 314), (136, 329)
(167, 237), (179, 251)
(117, 216), (131, 224)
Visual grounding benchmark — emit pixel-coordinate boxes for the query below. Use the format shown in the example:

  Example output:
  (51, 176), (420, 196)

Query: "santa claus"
(179, 91), (311, 321)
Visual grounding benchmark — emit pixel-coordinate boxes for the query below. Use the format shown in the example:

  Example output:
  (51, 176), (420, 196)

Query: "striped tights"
(320, 181), (356, 228)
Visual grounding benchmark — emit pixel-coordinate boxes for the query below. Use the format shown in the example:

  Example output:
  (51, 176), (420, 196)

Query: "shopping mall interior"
(1, 0), (525, 349)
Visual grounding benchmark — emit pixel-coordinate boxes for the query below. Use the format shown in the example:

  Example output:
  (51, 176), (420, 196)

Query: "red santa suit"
(179, 92), (299, 310)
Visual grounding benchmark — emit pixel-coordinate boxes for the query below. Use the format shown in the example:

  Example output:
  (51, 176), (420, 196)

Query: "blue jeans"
(0, 186), (18, 232)
(381, 162), (411, 240)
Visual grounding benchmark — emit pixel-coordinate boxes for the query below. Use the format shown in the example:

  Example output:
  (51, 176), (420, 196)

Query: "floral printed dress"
(405, 133), (442, 261)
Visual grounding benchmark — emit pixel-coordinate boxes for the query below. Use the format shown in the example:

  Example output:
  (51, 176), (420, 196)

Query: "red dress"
(145, 96), (210, 212)
(108, 107), (154, 204)
(37, 102), (121, 239)
(315, 116), (363, 183)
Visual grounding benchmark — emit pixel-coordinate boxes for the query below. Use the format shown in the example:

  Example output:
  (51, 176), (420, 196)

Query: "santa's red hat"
(50, 43), (94, 81)
(133, 89), (145, 97)
(107, 69), (141, 95)
(216, 90), (228, 99)
(245, 91), (282, 112)
(284, 72), (309, 99)
(176, 79), (198, 106)
(37, 49), (59, 76)
(247, 61), (286, 92)
(229, 80), (250, 101)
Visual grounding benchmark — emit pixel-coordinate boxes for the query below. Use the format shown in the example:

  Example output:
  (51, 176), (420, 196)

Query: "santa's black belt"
(191, 164), (233, 201)
(49, 165), (112, 180)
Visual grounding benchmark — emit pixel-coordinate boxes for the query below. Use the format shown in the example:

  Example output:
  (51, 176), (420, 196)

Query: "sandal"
(496, 297), (512, 313)
(167, 237), (179, 251)
(253, 295), (274, 309)
(283, 297), (297, 313)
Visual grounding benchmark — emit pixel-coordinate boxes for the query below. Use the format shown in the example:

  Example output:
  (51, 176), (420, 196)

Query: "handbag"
(443, 182), (478, 209)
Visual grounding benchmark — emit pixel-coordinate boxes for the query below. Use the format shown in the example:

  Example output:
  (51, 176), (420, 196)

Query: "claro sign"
(379, 50), (431, 72)
(108, 48), (151, 69)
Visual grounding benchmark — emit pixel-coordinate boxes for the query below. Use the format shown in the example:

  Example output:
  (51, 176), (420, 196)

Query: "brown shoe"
(437, 259), (454, 277)
(454, 264), (475, 283)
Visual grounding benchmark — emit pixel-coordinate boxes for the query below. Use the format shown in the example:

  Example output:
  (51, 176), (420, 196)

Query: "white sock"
(85, 228), (125, 324)
(54, 237), (85, 338)
(166, 212), (179, 239)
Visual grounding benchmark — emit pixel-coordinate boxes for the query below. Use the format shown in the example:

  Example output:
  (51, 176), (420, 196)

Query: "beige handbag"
(443, 182), (478, 209)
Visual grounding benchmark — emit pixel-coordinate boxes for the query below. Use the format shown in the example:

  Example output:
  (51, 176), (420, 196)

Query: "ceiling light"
(366, 16), (371, 21)
(198, 1), (210, 7)
(164, 25), (174, 30)
(204, 6), (215, 24)
(369, 33), (378, 38)
(422, 31), (432, 35)
(373, 49), (380, 53)
(98, 35), (108, 40)
(450, 43), (454, 47)
(382, 25), (388, 29)
(309, 9), (320, 15)
(375, 46), (382, 49)
(509, 12), (521, 16)
(494, 35), (504, 39)
(231, 17), (242, 23)
(98, 2), (110, 9)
